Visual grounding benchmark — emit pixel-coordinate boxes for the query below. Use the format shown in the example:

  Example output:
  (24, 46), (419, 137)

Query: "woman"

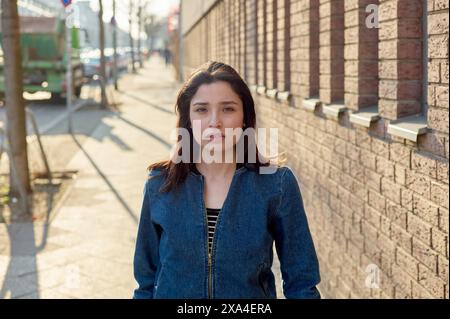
(133, 61), (321, 299)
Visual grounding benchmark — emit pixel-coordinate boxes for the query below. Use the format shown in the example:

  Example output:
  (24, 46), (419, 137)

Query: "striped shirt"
(206, 207), (221, 254)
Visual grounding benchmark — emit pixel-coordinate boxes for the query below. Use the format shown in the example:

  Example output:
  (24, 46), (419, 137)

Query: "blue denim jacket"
(133, 165), (321, 299)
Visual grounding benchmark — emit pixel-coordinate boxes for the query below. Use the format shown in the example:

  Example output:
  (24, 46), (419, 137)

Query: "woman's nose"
(208, 112), (221, 127)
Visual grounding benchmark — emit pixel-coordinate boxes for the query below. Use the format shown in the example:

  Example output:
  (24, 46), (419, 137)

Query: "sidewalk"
(0, 56), (283, 299)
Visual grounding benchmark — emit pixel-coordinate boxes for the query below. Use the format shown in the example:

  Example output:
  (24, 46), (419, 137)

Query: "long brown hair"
(148, 61), (285, 193)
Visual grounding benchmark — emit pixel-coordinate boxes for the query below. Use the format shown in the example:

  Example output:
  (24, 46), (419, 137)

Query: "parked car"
(81, 50), (112, 80)
(105, 47), (129, 72)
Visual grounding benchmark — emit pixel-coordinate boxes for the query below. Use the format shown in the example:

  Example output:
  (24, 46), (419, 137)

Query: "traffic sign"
(61, 0), (72, 7)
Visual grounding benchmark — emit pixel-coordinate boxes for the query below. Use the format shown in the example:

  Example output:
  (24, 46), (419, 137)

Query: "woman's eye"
(224, 107), (235, 112)
(195, 108), (207, 112)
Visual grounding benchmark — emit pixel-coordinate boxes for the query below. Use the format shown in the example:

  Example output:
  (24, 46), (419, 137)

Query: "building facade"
(181, 0), (449, 298)
(16, 0), (63, 17)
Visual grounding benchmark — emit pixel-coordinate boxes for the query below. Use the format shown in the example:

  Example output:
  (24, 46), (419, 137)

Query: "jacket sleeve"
(273, 167), (321, 299)
(133, 178), (160, 299)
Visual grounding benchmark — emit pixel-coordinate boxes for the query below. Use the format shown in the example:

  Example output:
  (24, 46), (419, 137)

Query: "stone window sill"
(277, 91), (290, 102)
(256, 86), (266, 95)
(323, 102), (346, 119)
(349, 106), (380, 127)
(387, 114), (428, 142)
(266, 88), (278, 99)
(302, 98), (321, 112)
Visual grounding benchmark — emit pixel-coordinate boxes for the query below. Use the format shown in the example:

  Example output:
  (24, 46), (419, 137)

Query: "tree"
(1, 0), (32, 206)
(137, 0), (144, 68)
(98, 0), (108, 108)
(129, 0), (136, 73)
(112, 0), (118, 90)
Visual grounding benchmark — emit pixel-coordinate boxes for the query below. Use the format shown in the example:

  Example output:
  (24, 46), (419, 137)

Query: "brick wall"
(181, 0), (449, 299)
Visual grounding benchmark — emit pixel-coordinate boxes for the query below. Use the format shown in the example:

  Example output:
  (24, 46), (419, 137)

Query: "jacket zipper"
(201, 173), (214, 299)
(204, 207), (213, 299)
(208, 251), (212, 298)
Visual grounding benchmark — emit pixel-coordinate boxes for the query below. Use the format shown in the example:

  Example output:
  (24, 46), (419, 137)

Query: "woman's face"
(189, 81), (245, 154)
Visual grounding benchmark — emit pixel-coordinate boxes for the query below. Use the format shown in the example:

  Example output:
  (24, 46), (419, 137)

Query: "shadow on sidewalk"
(0, 223), (40, 299)
(118, 91), (175, 115)
(0, 183), (60, 299)
(70, 134), (138, 224)
(116, 114), (172, 150)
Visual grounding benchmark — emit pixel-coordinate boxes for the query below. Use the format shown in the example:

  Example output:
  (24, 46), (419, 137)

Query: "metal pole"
(137, 1), (143, 68)
(66, 6), (73, 134)
(99, 0), (108, 108)
(113, 0), (118, 90)
(129, 0), (136, 73)
(25, 108), (52, 182)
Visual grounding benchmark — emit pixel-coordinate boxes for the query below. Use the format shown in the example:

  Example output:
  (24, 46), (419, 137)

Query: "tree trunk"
(112, 0), (118, 90)
(129, 0), (136, 73)
(98, 0), (108, 108)
(137, 2), (143, 68)
(1, 0), (32, 199)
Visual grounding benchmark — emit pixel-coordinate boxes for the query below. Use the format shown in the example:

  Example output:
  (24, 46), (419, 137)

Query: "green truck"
(0, 16), (85, 101)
